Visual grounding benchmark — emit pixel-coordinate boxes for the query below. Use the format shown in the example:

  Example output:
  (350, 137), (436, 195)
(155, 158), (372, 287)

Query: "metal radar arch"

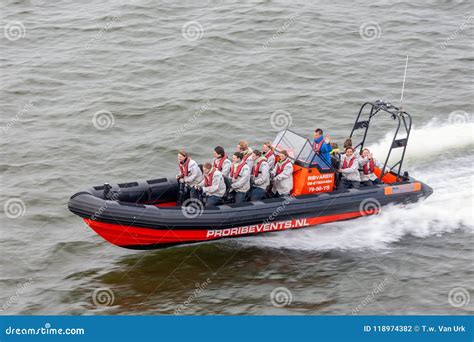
(349, 100), (413, 181)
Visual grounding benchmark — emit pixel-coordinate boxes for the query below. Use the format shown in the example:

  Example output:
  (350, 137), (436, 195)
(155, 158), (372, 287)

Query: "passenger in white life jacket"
(212, 146), (232, 178)
(250, 150), (270, 201)
(196, 162), (226, 207)
(237, 140), (254, 171)
(359, 148), (387, 186)
(338, 147), (360, 189)
(230, 152), (251, 203)
(270, 150), (293, 197)
(176, 150), (204, 203)
(262, 141), (276, 170)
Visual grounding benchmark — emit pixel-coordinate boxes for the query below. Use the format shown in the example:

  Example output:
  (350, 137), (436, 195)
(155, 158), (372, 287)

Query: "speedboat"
(68, 100), (433, 249)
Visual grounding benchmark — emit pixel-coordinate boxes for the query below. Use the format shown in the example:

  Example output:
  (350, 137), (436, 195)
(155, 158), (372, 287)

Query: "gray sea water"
(0, 0), (473, 315)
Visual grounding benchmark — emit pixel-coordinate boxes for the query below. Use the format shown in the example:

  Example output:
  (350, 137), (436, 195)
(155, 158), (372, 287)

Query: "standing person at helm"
(176, 150), (203, 204)
(313, 128), (333, 166)
(262, 141), (276, 170)
(250, 150), (270, 201)
(271, 150), (293, 197)
(196, 162), (226, 207)
(229, 152), (251, 203)
(338, 147), (360, 189)
(212, 146), (231, 178)
(237, 140), (254, 170)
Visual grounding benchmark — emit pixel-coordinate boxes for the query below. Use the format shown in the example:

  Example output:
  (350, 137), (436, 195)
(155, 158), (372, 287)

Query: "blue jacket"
(313, 136), (333, 166)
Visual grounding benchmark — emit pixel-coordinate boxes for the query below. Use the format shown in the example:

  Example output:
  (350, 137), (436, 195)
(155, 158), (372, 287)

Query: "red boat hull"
(84, 209), (376, 249)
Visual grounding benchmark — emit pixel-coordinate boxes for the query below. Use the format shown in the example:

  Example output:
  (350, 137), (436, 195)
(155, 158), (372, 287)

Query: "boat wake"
(239, 121), (474, 251)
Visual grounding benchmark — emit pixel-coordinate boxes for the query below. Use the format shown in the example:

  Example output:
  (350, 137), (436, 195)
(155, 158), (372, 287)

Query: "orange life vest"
(178, 158), (190, 177)
(230, 162), (245, 180)
(313, 139), (324, 151)
(342, 156), (355, 169)
(363, 159), (375, 175)
(213, 154), (227, 171)
(242, 152), (251, 164)
(275, 158), (291, 176)
(204, 168), (216, 187)
(252, 158), (265, 177)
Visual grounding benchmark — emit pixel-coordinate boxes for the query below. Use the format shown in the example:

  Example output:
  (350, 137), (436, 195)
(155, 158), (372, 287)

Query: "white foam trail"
(239, 121), (474, 251)
(369, 121), (474, 164)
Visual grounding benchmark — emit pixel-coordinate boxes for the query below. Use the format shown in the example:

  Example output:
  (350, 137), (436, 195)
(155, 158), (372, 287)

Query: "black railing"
(349, 100), (412, 180)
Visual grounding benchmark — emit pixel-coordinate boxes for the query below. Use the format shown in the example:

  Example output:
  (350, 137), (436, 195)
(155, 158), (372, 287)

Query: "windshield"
(272, 130), (313, 163)
(272, 130), (333, 170)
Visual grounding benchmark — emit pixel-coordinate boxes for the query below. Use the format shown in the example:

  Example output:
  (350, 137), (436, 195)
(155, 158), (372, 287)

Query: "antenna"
(399, 55), (409, 113)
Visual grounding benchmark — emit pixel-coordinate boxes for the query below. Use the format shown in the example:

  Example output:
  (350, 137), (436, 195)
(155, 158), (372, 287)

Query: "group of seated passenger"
(175, 141), (294, 207)
(312, 129), (389, 190)
(335, 141), (388, 189)
(176, 129), (389, 207)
